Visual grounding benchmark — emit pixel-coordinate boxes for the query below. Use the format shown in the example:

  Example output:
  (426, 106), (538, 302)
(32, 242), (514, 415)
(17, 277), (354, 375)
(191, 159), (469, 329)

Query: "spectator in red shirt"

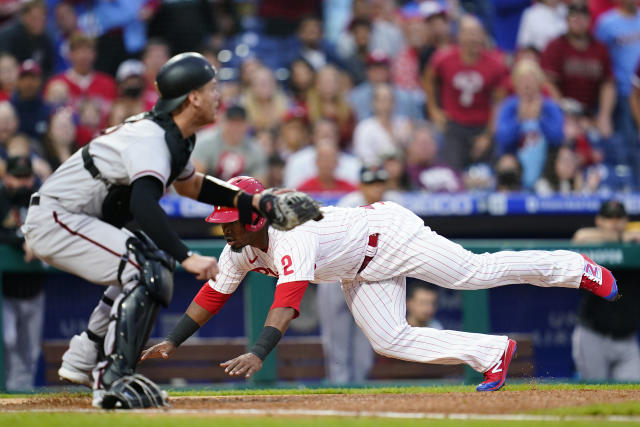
(297, 138), (358, 194)
(541, 1), (616, 139)
(0, 53), (19, 101)
(44, 32), (117, 144)
(392, 13), (429, 91)
(424, 15), (509, 172)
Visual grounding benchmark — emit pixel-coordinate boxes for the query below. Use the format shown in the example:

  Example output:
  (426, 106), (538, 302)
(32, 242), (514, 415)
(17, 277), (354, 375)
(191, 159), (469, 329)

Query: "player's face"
(221, 221), (251, 252)
(196, 79), (221, 124)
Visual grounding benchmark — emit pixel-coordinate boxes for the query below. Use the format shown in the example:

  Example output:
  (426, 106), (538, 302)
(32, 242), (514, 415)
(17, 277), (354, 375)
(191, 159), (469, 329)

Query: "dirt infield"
(2, 389), (640, 414)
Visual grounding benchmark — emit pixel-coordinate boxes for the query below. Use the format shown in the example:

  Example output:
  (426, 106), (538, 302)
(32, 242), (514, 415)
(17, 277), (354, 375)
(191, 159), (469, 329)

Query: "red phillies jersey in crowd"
(541, 35), (613, 111)
(392, 47), (420, 90)
(45, 71), (117, 118)
(430, 46), (509, 126)
(298, 177), (357, 193)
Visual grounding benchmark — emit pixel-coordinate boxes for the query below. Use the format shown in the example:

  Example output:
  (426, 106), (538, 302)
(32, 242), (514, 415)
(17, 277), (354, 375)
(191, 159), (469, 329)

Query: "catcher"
(21, 54), (321, 409)
(142, 176), (617, 392)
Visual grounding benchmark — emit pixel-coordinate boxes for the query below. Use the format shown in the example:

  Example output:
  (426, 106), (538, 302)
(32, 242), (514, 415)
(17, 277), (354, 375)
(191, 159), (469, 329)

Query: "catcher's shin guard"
(100, 232), (175, 391)
(101, 374), (168, 409)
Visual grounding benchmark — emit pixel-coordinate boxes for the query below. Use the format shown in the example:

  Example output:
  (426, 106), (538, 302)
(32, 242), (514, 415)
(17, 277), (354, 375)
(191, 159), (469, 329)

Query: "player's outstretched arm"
(220, 307), (296, 378)
(140, 300), (215, 362)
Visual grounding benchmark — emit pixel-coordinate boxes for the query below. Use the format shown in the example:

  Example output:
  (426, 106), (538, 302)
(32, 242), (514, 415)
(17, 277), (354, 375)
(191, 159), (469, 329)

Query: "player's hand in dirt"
(181, 254), (219, 280)
(220, 352), (263, 378)
(140, 340), (176, 362)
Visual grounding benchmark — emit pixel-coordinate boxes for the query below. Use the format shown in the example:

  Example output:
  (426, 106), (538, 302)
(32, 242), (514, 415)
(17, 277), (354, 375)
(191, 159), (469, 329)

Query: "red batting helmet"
(205, 176), (267, 232)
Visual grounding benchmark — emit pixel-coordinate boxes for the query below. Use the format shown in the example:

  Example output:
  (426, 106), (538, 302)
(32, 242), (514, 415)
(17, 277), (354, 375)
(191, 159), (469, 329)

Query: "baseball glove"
(258, 189), (323, 231)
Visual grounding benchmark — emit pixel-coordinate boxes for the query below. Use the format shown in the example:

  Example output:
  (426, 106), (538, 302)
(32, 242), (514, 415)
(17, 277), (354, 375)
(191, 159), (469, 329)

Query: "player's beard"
(230, 245), (243, 253)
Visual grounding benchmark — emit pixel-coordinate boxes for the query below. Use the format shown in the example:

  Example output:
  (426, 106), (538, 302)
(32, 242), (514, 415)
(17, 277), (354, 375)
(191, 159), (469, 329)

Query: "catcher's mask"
(206, 176), (266, 232)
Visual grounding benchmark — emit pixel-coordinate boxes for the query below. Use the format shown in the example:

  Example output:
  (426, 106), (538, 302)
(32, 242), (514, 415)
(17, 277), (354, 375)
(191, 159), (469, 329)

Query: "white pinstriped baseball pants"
(343, 210), (584, 373)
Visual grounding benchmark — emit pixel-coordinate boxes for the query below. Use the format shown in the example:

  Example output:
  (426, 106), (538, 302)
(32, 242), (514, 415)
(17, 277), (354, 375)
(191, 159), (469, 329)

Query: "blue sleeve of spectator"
(539, 99), (564, 146)
(92, 0), (145, 31)
(494, 98), (521, 155)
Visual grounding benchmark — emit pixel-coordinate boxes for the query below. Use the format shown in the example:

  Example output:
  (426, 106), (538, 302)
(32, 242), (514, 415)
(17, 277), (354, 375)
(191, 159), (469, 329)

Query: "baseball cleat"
(476, 339), (517, 392)
(579, 254), (618, 301)
(58, 363), (93, 388)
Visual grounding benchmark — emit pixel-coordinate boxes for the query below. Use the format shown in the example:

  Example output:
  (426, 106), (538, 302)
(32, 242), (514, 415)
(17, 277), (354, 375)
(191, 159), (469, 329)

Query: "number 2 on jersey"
(281, 255), (294, 275)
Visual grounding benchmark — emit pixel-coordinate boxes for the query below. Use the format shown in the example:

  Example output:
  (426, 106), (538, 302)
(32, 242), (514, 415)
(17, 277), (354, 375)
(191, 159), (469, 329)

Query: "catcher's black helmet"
(152, 52), (216, 115)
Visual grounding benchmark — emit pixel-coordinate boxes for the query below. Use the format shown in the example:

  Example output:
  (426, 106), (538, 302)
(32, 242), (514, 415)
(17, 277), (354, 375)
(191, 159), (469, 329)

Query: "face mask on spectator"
(122, 85), (144, 99)
(497, 169), (521, 189)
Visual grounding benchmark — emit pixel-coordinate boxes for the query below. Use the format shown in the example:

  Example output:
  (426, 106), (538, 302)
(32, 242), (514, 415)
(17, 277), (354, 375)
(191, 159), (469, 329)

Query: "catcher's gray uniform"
(22, 116), (195, 388)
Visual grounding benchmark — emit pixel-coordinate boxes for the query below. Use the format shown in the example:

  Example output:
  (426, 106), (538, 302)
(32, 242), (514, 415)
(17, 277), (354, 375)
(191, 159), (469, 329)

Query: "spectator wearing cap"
(349, 50), (422, 121)
(495, 59), (564, 190)
(338, 17), (372, 86)
(406, 123), (462, 192)
(424, 15), (509, 172)
(541, 1), (616, 143)
(0, 0), (54, 77)
(0, 155), (44, 391)
(241, 66), (289, 132)
(277, 105), (311, 160)
(417, 2), (452, 75)
(107, 59), (149, 126)
(297, 138), (358, 194)
(571, 200), (640, 382)
(517, 0), (567, 52)
(9, 60), (50, 142)
(306, 65), (356, 149)
(353, 83), (413, 167)
(284, 118), (360, 189)
(44, 33), (117, 145)
(293, 16), (345, 72)
(0, 53), (19, 101)
(192, 105), (267, 183)
(595, 0), (640, 180)
(494, 153), (523, 193)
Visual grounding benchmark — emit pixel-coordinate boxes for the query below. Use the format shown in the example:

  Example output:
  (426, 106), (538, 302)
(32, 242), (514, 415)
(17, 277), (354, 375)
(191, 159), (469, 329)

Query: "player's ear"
(187, 90), (201, 108)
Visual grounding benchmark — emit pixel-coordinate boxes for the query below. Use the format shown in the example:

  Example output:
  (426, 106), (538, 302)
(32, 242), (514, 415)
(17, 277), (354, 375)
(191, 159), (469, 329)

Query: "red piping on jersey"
(52, 211), (140, 270)
(194, 283), (232, 314)
(271, 280), (308, 319)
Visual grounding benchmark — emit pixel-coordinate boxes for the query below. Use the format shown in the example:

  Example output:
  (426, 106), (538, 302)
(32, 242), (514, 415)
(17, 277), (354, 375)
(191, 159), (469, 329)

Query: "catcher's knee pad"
(101, 374), (168, 409)
(126, 230), (176, 306)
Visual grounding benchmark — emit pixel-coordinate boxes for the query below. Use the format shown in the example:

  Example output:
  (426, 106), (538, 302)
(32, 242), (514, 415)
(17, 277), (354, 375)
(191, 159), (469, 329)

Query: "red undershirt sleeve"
(270, 281), (309, 319)
(193, 283), (232, 315)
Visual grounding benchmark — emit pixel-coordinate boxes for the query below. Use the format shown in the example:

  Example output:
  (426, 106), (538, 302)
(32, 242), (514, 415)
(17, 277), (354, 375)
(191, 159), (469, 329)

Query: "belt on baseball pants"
(358, 233), (379, 274)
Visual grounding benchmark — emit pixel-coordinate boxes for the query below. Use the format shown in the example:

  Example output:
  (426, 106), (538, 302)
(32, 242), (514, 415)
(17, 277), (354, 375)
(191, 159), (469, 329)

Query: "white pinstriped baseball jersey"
(205, 201), (588, 374)
(209, 206), (370, 294)
(38, 118), (195, 216)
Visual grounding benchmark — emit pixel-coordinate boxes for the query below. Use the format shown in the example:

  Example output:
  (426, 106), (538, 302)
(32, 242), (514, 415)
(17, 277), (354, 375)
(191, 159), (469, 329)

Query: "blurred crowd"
(0, 0), (639, 196)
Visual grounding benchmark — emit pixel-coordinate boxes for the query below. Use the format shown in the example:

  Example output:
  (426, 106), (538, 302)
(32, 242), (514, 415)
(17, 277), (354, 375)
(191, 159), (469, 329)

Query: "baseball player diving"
(21, 54), (321, 409)
(142, 176), (618, 392)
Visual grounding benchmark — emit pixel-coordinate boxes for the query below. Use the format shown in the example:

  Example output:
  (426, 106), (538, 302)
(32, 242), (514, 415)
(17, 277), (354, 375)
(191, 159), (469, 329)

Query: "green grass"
(533, 401), (640, 417)
(0, 414), (639, 427)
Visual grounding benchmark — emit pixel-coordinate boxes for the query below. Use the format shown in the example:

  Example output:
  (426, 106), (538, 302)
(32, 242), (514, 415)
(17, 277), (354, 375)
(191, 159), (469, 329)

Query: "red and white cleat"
(580, 254), (619, 301)
(476, 339), (517, 392)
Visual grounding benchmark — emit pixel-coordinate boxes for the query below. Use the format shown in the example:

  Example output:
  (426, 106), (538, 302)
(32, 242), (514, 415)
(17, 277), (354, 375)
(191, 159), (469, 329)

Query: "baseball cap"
(19, 60), (42, 77)
(366, 51), (391, 67)
(599, 200), (627, 218)
(282, 105), (308, 124)
(360, 166), (389, 184)
(116, 59), (146, 83)
(6, 156), (33, 177)
(419, 1), (447, 20)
